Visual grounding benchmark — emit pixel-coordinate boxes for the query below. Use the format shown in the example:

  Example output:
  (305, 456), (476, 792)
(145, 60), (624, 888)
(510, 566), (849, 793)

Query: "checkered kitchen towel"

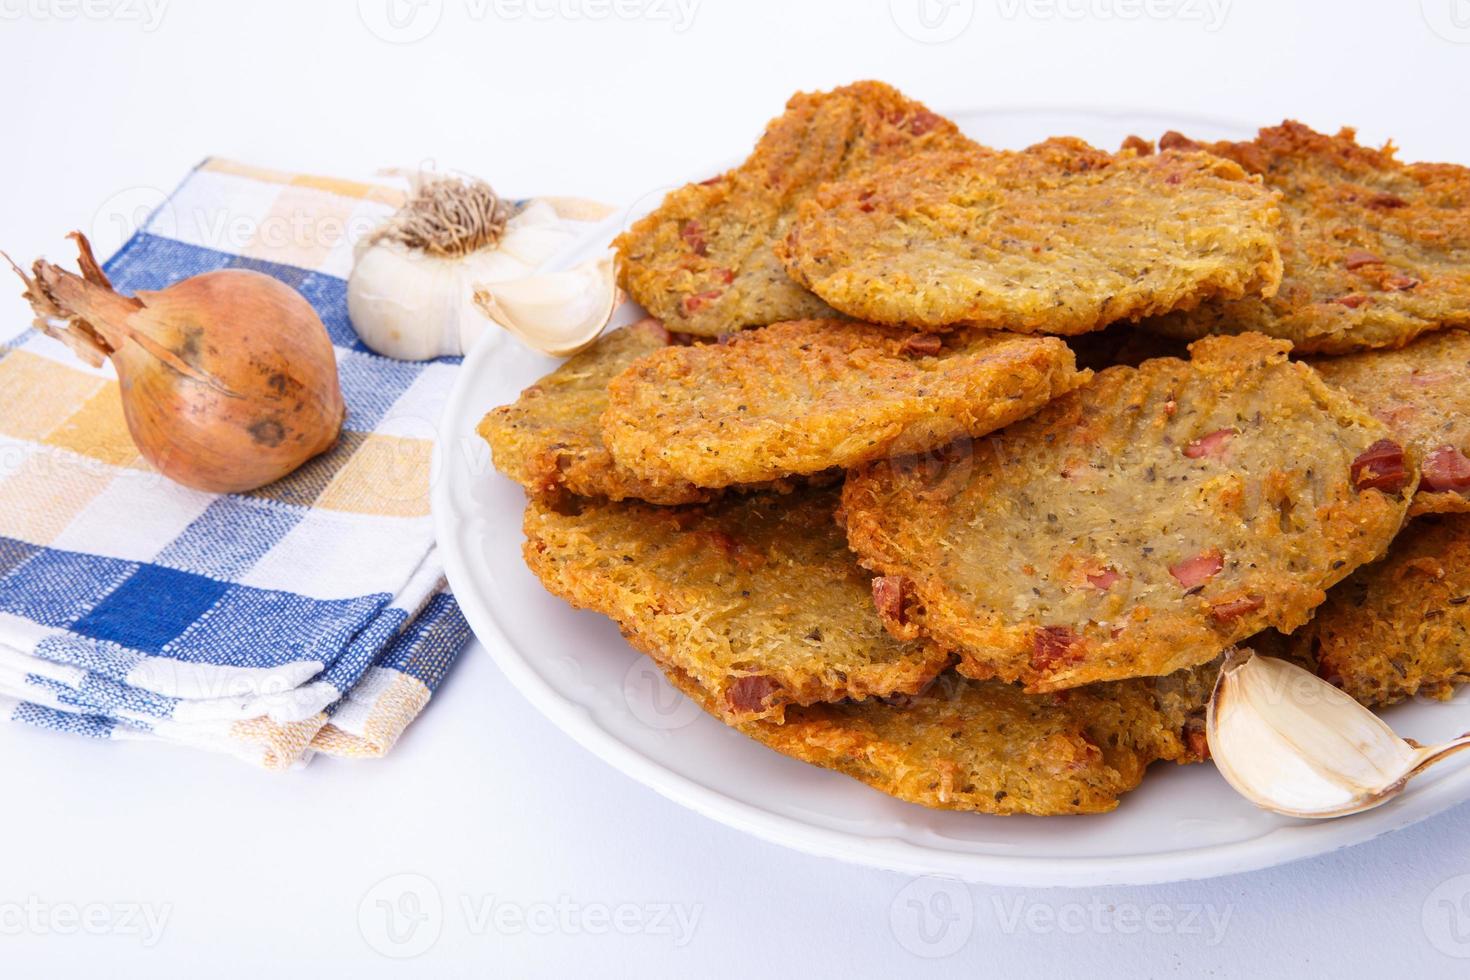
(0, 159), (610, 768)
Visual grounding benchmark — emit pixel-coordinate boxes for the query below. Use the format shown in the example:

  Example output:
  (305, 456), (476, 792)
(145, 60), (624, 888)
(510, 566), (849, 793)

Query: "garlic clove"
(472, 253), (619, 358)
(1206, 650), (1470, 819)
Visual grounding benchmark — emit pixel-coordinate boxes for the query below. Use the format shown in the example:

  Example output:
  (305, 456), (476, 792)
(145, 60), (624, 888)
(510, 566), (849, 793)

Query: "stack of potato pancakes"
(481, 82), (1470, 816)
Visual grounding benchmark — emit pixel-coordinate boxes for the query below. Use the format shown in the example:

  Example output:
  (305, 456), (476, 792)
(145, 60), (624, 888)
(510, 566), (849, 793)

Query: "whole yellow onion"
(9, 233), (344, 494)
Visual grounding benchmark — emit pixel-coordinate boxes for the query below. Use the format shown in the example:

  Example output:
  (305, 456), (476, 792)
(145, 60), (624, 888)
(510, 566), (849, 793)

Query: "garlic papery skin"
(347, 176), (582, 361)
(472, 254), (619, 358)
(1206, 651), (1470, 819)
(347, 243), (499, 361)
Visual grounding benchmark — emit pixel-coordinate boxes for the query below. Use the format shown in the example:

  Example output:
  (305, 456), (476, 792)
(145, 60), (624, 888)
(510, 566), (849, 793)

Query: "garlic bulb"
(1206, 651), (1470, 819)
(347, 173), (611, 361)
(474, 254), (619, 358)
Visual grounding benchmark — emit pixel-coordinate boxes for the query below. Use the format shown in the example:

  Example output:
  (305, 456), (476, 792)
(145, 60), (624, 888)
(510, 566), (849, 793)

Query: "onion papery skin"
(113, 270), (346, 494)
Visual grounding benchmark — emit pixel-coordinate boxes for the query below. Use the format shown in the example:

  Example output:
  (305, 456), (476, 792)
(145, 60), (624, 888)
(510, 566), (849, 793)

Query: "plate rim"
(432, 106), (1470, 887)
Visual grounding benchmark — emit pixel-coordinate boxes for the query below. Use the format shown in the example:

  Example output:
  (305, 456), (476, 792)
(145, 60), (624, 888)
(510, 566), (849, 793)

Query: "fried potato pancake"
(776, 138), (1282, 335)
(1290, 515), (1470, 707)
(478, 318), (710, 504)
(658, 659), (1216, 816)
(842, 333), (1416, 692)
(1140, 122), (1470, 353)
(521, 486), (952, 723)
(1310, 330), (1470, 516)
(613, 81), (977, 336)
(601, 319), (1089, 489)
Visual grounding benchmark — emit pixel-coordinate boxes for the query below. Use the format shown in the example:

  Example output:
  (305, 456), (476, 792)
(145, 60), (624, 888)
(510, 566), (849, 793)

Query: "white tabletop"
(3, 1), (1470, 975)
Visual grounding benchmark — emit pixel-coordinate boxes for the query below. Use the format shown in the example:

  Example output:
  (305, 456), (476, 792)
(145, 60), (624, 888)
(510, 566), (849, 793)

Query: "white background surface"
(2, 0), (1470, 975)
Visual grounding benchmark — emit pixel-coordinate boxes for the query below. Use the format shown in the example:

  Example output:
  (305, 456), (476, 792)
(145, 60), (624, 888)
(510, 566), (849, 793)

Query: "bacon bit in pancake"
(702, 529), (764, 571)
(1336, 294), (1370, 308)
(725, 675), (780, 714)
(1186, 728), (1210, 760)
(680, 221), (708, 256)
(900, 333), (943, 357)
(1170, 549), (1224, 590)
(873, 575), (911, 626)
(1210, 595), (1265, 623)
(1369, 192), (1408, 208)
(1159, 131), (1199, 151)
(1064, 735), (1103, 771)
(1184, 427), (1236, 459)
(908, 110), (941, 136)
(1343, 250), (1384, 270)
(1120, 134), (1154, 156)
(714, 267), (735, 285)
(1422, 446), (1470, 493)
(682, 288), (724, 314)
(1031, 626), (1084, 673)
(704, 529), (738, 553)
(1351, 439), (1410, 493)
(1386, 275), (1421, 291)
(1086, 568), (1122, 590)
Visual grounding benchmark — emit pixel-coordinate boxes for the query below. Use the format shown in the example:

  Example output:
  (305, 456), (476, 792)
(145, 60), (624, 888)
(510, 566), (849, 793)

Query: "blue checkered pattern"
(0, 159), (490, 767)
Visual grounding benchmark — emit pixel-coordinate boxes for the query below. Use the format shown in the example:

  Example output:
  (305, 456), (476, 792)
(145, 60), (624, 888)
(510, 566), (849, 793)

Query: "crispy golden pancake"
(601, 319), (1088, 489)
(613, 81), (977, 336)
(1310, 330), (1470, 516)
(1141, 122), (1470, 353)
(660, 659), (1216, 816)
(776, 139), (1282, 334)
(521, 486), (952, 723)
(478, 318), (710, 504)
(1291, 515), (1470, 706)
(843, 333), (1416, 692)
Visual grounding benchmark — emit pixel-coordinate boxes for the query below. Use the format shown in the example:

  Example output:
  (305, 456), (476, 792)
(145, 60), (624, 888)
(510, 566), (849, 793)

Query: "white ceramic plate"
(433, 109), (1470, 886)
